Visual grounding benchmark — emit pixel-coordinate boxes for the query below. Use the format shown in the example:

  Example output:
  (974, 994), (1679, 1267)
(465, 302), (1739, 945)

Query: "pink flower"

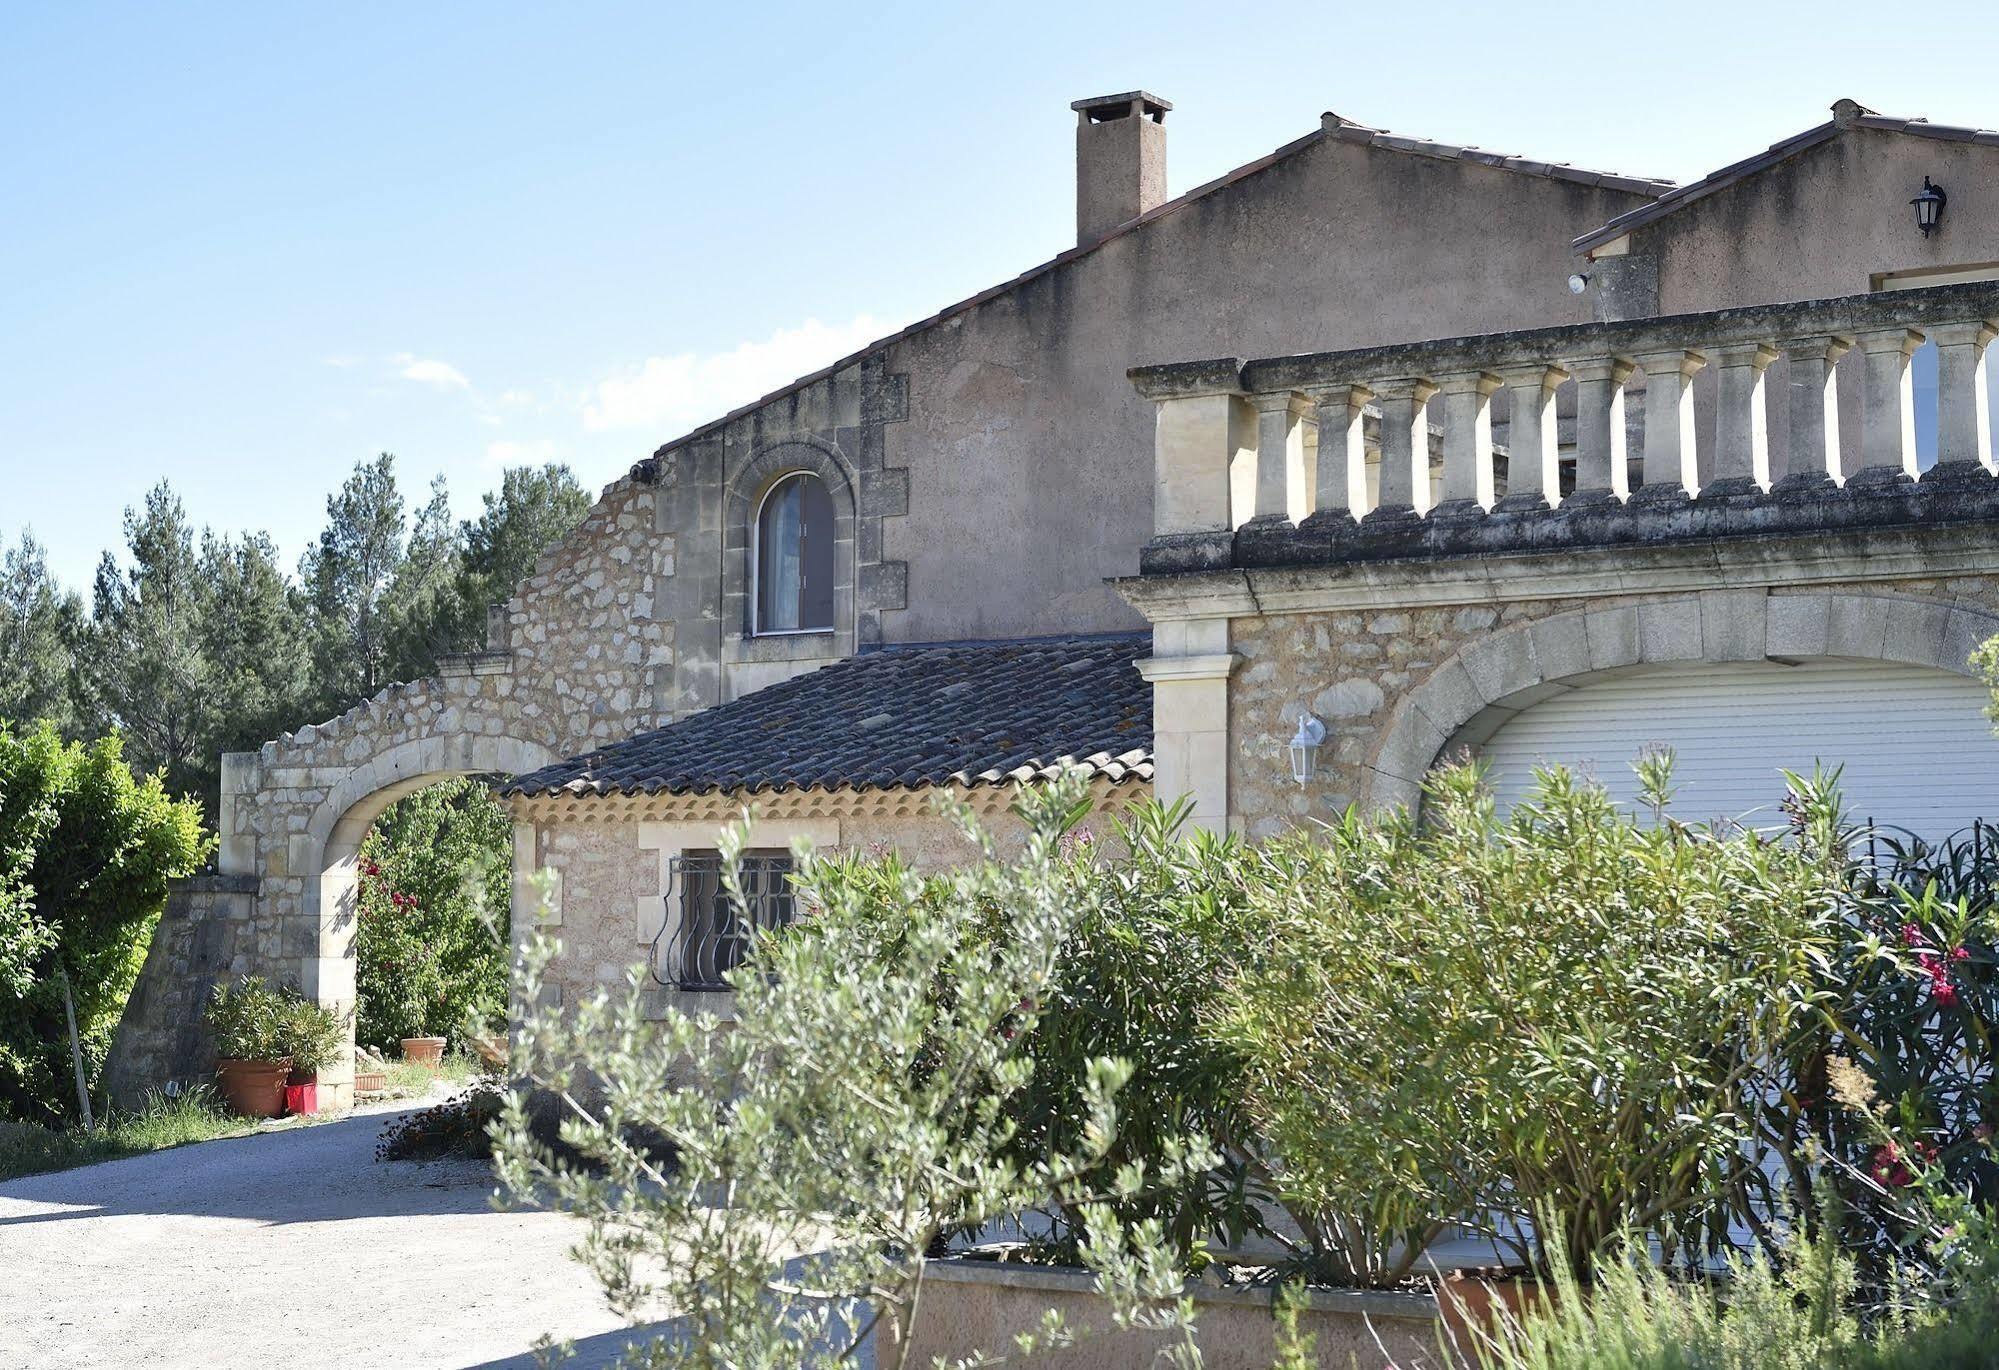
(1934, 981), (1961, 1008)
(1902, 923), (1926, 947)
(1951, 945), (1972, 962)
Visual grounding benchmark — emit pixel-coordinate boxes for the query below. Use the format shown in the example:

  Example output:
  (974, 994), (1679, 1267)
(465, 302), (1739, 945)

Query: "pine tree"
(301, 453), (410, 710)
(0, 530), (85, 735)
(83, 484), (211, 798)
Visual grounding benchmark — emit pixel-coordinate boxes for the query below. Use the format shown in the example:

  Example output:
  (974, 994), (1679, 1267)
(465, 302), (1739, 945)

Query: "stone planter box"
(885, 1258), (1443, 1369)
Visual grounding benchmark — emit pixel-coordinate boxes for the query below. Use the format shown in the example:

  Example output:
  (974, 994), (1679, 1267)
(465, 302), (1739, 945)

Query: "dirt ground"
(0, 1095), (655, 1369)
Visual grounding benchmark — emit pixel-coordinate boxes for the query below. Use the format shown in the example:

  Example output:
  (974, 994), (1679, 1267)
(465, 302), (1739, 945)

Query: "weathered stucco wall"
(1640, 128), (1999, 315)
(881, 128), (1657, 641)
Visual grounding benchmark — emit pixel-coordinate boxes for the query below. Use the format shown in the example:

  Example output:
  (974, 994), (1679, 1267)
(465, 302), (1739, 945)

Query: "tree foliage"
(0, 722), (209, 1125)
(353, 777), (511, 1050)
(494, 775), (1212, 1369)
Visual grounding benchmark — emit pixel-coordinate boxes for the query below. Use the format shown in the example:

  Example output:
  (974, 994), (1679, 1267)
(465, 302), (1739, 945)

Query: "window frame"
(750, 470), (836, 638)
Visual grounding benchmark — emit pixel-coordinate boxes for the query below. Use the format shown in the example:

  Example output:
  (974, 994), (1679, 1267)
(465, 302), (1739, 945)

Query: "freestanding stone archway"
(105, 467), (677, 1110)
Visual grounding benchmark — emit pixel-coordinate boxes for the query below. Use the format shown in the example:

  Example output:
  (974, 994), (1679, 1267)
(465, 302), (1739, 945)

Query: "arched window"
(753, 472), (835, 633)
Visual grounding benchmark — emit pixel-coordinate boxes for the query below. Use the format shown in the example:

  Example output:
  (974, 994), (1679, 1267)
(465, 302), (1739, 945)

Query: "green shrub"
(492, 776), (1213, 1369)
(1217, 757), (1847, 1285)
(354, 777), (509, 1050)
(203, 976), (292, 1061)
(204, 976), (343, 1071)
(0, 1086), (242, 1181)
(0, 722), (209, 1125)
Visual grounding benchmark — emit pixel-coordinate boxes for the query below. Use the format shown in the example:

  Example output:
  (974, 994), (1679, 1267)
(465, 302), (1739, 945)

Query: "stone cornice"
(1113, 514), (1999, 621)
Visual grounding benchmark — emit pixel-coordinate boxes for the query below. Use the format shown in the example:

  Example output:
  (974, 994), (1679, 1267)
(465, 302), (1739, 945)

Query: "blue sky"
(6, 1), (1998, 590)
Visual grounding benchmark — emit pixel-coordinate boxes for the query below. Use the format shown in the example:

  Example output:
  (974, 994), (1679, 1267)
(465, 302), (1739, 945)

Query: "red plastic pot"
(284, 1074), (319, 1116)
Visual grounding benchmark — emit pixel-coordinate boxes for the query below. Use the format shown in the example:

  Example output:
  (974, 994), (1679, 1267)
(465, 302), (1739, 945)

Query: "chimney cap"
(1071, 91), (1172, 121)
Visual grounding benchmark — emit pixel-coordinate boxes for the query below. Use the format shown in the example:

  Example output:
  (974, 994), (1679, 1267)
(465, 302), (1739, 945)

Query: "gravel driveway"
(0, 1096), (651, 1369)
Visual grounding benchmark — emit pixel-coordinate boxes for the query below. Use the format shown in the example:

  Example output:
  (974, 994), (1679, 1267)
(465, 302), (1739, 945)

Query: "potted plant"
(353, 1045), (388, 1095)
(206, 977), (292, 1118)
(401, 1034), (447, 1067)
(281, 996), (344, 1116)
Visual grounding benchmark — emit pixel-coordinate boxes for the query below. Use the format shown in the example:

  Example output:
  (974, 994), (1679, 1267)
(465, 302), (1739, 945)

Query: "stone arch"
(292, 730), (556, 1104)
(1362, 590), (1999, 814)
(720, 437), (859, 648)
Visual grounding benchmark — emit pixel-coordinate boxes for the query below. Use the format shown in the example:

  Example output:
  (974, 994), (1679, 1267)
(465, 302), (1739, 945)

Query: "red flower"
(1872, 1145), (1914, 1188)
(1951, 945), (1972, 962)
(1902, 923), (1926, 948)
(1934, 980), (1960, 1008)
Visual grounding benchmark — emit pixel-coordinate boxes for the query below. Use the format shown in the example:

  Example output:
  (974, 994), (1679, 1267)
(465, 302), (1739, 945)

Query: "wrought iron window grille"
(649, 850), (796, 991)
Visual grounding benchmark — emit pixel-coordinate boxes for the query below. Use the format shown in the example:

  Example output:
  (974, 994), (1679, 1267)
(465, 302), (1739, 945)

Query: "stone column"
(1775, 335), (1850, 491)
(1566, 356), (1634, 504)
(1431, 369), (1500, 518)
(1366, 377), (1437, 521)
(1851, 327), (1924, 486)
(1708, 342), (1778, 496)
(1630, 348), (1704, 502)
(1146, 372), (1253, 536)
(1303, 382), (1370, 524)
(1135, 618), (1242, 834)
(1247, 390), (1312, 525)
(1929, 321), (1997, 477)
(1493, 363), (1566, 511)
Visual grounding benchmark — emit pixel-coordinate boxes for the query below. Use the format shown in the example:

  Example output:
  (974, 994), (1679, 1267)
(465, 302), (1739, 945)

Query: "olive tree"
(492, 774), (1212, 1369)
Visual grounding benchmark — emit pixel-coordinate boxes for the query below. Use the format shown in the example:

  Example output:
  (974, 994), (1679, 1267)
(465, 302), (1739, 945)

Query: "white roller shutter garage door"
(1471, 659), (1999, 838)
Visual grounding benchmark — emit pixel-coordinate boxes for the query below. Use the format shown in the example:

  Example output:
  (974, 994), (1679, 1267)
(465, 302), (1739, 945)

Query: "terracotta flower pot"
(353, 1069), (387, 1095)
(1437, 1269), (1552, 1352)
(401, 1036), (447, 1067)
(215, 1057), (292, 1118)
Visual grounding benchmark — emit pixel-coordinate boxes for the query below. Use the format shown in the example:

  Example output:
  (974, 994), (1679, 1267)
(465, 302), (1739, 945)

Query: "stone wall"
(1223, 577), (1999, 837)
(508, 787), (1145, 1020)
(102, 875), (264, 1111)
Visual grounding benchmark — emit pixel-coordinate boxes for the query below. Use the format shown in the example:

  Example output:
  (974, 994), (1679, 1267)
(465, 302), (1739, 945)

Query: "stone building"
(107, 92), (1999, 1107)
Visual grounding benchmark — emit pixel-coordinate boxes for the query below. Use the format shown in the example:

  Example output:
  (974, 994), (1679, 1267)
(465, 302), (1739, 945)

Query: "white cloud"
(498, 388), (536, 407)
(583, 315), (886, 434)
(486, 438), (559, 467)
(391, 352), (471, 390)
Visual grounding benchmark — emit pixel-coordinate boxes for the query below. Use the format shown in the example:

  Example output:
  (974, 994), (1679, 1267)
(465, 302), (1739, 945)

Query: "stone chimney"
(1072, 91), (1171, 245)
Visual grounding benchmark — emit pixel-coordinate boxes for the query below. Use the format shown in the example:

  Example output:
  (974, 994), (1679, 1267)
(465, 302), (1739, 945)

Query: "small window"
(661, 850), (796, 990)
(753, 472), (835, 633)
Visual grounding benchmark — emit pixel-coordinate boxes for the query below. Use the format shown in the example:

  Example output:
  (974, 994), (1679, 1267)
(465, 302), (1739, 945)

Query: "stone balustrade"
(1130, 281), (1999, 575)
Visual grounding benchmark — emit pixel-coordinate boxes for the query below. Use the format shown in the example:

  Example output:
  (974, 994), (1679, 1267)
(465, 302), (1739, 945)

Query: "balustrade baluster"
(1432, 370), (1500, 517)
(1493, 364), (1566, 511)
(1631, 348), (1705, 501)
(1365, 377), (1437, 521)
(1774, 335), (1850, 490)
(1929, 320), (1997, 479)
(1566, 357), (1634, 504)
(1304, 382), (1370, 523)
(1708, 342), (1778, 496)
(1851, 327), (1924, 485)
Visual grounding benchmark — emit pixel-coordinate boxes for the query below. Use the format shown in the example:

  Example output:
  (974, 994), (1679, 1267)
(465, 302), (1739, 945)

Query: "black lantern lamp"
(1912, 177), (1947, 238)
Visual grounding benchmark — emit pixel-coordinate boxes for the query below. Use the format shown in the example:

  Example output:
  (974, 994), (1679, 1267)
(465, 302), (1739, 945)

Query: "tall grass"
(0, 1088), (245, 1181)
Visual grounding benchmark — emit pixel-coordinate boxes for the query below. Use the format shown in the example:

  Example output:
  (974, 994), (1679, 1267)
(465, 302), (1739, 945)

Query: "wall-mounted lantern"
(1912, 177), (1947, 238)
(1288, 713), (1327, 787)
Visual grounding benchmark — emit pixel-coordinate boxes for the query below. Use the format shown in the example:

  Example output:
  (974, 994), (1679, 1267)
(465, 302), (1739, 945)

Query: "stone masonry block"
(1584, 604), (1641, 670)
(1638, 599), (1702, 662)
(1765, 595), (1831, 659)
(1699, 590), (1768, 662)
(1526, 612), (1592, 684)
(1407, 659), (1486, 741)
(859, 561), (908, 613)
(1826, 596), (1890, 659)
(1943, 606), (1999, 676)
(1374, 698), (1452, 784)
(861, 468), (909, 519)
(1461, 627), (1540, 704)
(1882, 598), (1953, 669)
